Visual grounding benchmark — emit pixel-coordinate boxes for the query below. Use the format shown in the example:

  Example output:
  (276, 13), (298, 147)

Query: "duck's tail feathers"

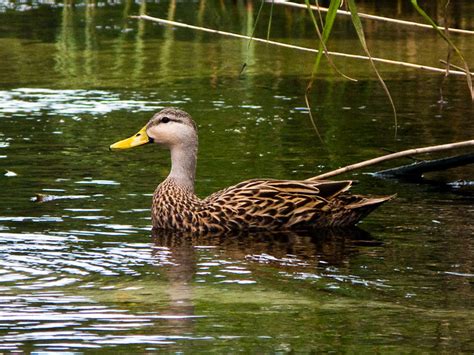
(341, 194), (396, 226)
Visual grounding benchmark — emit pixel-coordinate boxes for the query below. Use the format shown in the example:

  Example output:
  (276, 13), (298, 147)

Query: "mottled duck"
(110, 108), (393, 233)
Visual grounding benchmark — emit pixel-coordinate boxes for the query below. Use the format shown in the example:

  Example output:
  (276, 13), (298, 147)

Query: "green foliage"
(305, 0), (355, 86)
(305, 0), (340, 83)
(304, 0), (356, 140)
(303, 0), (396, 138)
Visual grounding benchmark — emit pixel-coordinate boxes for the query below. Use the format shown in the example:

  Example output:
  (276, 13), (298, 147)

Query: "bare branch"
(307, 140), (474, 180)
(131, 15), (473, 77)
(374, 153), (474, 179)
(271, 0), (474, 35)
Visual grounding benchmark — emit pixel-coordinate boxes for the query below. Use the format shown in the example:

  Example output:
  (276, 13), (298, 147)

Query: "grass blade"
(305, 0), (355, 85)
(266, 0), (274, 40)
(240, 0), (266, 75)
(304, 0), (355, 141)
(347, 0), (398, 137)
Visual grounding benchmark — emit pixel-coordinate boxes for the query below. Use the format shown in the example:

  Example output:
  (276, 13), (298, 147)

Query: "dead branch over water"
(132, 15), (473, 77)
(271, 0), (474, 35)
(308, 140), (474, 180)
(374, 153), (474, 179)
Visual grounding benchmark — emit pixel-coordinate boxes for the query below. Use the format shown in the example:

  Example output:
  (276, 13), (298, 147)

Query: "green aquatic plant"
(298, 0), (397, 137)
(304, 0), (357, 140)
(346, 0), (397, 135)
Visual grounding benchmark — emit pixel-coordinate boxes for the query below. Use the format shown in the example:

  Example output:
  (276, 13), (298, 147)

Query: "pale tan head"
(110, 107), (198, 151)
(110, 108), (199, 192)
(145, 108), (198, 150)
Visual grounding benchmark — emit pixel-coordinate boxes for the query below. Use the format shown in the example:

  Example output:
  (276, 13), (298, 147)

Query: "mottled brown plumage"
(111, 108), (394, 233)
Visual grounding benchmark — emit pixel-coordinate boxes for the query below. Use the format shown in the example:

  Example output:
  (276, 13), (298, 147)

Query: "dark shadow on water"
(151, 227), (382, 268)
(375, 174), (474, 201)
(150, 227), (383, 333)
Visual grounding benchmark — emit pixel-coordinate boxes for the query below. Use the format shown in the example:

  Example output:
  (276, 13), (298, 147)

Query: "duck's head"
(110, 108), (198, 151)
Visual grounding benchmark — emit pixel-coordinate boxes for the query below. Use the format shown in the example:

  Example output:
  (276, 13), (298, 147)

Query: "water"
(0, 1), (473, 352)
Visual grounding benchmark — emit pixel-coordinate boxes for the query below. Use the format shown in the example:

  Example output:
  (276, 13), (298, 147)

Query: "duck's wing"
(201, 179), (354, 230)
(205, 179), (352, 203)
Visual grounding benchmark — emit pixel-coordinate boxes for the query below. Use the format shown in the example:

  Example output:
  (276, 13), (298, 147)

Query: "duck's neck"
(167, 143), (197, 193)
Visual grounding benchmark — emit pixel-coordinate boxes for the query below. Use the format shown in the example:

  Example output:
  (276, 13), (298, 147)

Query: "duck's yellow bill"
(110, 125), (150, 150)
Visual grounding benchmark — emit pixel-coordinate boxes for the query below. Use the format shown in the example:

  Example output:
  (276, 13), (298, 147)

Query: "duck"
(110, 108), (393, 233)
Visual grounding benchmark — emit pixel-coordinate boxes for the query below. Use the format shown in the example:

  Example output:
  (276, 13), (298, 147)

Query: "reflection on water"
(0, 88), (185, 116)
(0, 227), (384, 350)
(0, 230), (202, 350)
(0, 0), (473, 353)
(153, 228), (386, 288)
(0, 222), (470, 351)
(2, 0), (473, 89)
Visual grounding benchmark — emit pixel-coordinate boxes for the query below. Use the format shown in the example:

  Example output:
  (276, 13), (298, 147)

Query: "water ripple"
(0, 88), (177, 118)
(0, 232), (160, 289)
(0, 231), (205, 350)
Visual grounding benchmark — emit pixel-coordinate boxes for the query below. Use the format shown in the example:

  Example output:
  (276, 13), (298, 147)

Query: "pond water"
(0, 1), (473, 353)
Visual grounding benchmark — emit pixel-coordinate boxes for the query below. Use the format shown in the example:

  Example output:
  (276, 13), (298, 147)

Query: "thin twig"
(380, 148), (419, 161)
(440, 59), (466, 73)
(307, 139), (474, 180)
(271, 0), (474, 35)
(131, 15), (473, 77)
(305, 0), (356, 82)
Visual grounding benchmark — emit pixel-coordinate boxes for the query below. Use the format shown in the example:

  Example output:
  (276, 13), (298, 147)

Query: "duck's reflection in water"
(152, 227), (381, 267)
(150, 227), (382, 331)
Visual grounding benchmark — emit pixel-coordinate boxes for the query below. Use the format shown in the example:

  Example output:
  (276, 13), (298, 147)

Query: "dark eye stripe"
(160, 117), (181, 124)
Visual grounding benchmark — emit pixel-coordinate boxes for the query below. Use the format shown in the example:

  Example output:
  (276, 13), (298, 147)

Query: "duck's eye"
(161, 117), (170, 123)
